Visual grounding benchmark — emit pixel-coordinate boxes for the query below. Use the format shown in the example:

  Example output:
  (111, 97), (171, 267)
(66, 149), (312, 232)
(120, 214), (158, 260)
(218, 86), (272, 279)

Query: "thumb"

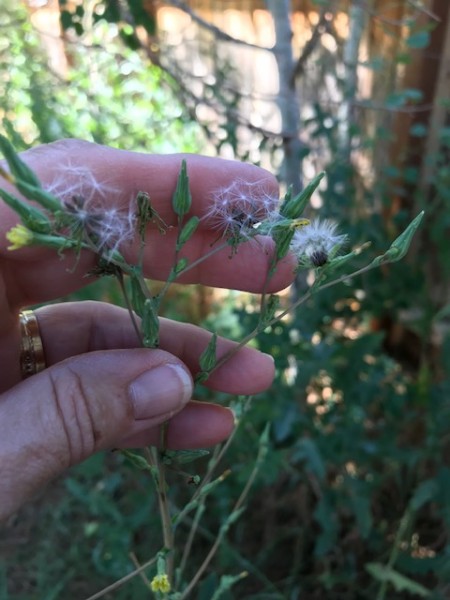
(0, 349), (192, 520)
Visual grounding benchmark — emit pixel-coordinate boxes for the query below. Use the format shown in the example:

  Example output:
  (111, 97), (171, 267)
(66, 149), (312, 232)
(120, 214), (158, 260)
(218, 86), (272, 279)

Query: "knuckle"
(47, 366), (97, 466)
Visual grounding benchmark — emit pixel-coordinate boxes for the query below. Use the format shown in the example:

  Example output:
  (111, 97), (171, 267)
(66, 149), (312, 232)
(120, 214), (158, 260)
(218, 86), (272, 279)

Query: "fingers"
(1, 140), (295, 307)
(34, 301), (275, 394)
(119, 402), (235, 449)
(0, 347), (234, 521)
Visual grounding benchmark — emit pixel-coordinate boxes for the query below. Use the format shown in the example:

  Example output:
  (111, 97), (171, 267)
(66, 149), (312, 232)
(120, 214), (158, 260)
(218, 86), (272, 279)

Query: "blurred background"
(1, 1), (450, 598)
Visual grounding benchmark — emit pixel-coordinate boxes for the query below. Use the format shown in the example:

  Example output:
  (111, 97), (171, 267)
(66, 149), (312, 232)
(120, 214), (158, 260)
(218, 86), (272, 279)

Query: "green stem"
(116, 270), (143, 345)
(144, 447), (175, 585)
(202, 259), (380, 380)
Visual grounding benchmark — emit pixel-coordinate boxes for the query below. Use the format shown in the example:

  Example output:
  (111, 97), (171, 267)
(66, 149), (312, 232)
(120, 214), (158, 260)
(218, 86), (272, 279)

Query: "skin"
(0, 140), (295, 520)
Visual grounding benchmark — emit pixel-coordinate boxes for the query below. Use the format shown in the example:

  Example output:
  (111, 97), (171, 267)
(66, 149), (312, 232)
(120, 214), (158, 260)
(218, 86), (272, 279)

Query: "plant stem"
(145, 446), (175, 584)
(179, 418), (267, 599)
(203, 259), (380, 379)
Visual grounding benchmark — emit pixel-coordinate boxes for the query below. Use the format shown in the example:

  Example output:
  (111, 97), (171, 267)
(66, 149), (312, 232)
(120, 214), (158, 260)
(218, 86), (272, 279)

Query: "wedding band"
(19, 310), (46, 378)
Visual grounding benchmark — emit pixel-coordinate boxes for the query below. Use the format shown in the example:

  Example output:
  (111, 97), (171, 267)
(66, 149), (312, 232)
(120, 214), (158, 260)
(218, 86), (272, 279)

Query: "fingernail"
(129, 364), (193, 420)
(262, 352), (274, 363)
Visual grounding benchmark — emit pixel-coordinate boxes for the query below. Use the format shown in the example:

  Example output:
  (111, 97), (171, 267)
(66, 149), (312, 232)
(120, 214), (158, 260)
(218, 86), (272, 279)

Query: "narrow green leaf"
(409, 479), (438, 511)
(366, 563), (430, 597)
(161, 449), (209, 465)
(210, 572), (248, 600)
(119, 449), (152, 472)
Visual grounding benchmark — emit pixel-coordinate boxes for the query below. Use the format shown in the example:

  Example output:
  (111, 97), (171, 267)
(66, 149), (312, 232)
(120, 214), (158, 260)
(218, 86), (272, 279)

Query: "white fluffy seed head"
(290, 219), (347, 266)
(205, 179), (279, 240)
(44, 163), (136, 256)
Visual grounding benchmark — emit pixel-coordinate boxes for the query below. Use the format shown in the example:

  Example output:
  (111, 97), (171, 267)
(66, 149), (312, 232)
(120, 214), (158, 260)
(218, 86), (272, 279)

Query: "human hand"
(0, 139), (295, 520)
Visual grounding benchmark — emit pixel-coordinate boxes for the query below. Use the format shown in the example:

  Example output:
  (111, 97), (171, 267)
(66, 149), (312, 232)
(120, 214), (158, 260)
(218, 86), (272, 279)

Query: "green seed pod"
(174, 257), (188, 274)
(199, 333), (217, 372)
(280, 172), (325, 219)
(129, 269), (147, 317)
(172, 159), (192, 217)
(261, 294), (280, 327)
(142, 298), (160, 348)
(0, 135), (42, 188)
(15, 180), (62, 214)
(273, 228), (295, 261)
(372, 211), (425, 267)
(176, 215), (199, 250)
(0, 188), (51, 234)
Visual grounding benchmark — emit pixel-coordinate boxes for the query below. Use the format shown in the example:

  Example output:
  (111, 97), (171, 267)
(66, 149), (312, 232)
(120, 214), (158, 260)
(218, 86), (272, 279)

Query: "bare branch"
(163, 0), (270, 51)
(291, 8), (329, 84)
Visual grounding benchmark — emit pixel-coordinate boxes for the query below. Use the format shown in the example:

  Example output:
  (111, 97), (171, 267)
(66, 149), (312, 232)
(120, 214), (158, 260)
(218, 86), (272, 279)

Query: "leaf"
(314, 495), (339, 556)
(366, 563), (431, 597)
(210, 572), (248, 600)
(292, 438), (326, 482)
(408, 479), (438, 511)
(161, 449), (209, 465)
(407, 31), (430, 49)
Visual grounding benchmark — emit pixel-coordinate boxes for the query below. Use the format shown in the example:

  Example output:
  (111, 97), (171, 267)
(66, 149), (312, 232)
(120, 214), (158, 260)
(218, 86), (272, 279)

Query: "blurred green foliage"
(1, 1), (450, 599)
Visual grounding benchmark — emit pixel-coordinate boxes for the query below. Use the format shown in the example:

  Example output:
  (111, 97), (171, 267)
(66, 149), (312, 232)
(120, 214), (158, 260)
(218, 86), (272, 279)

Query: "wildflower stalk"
(179, 424), (269, 600)
(197, 228), (423, 382)
(176, 396), (252, 585)
(0, 137), (424, 597)
(144, 446), (175, 585)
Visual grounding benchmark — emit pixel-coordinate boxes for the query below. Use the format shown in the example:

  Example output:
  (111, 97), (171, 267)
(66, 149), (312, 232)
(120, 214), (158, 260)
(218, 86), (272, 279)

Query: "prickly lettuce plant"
(0, 134), (423, 598)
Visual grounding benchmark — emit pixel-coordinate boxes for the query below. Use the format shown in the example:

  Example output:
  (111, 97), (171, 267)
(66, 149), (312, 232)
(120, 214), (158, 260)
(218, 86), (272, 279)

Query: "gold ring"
(19, 310), (46, 378)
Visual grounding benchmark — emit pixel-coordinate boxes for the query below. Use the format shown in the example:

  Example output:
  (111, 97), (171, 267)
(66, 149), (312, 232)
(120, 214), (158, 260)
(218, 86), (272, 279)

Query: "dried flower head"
(62, 194), (136, 256)
(205, 179), (278, 241)
(290, 219), (347, 267)
(45, 163), (136, 256)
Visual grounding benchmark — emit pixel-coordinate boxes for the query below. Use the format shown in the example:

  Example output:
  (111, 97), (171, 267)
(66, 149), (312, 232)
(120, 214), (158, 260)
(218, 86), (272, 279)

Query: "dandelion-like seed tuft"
(205, 179), (278, 241)
(44, 164), (136, 257)
(290, 219), (347, 267)
(62, 194), (136, 256)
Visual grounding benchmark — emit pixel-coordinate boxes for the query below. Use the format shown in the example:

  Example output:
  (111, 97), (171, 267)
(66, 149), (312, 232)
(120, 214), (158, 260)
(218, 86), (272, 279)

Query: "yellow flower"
(6, 224), (33, 250)
(150, 573), (171, 594)
(290, 218), (310, 230)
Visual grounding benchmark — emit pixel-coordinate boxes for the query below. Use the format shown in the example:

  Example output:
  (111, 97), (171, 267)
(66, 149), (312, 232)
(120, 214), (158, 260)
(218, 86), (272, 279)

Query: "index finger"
(1, 140), (295, 307)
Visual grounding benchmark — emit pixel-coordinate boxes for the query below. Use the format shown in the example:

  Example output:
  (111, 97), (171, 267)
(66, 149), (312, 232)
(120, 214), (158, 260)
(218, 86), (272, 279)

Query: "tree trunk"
(265, 0), (303, 192)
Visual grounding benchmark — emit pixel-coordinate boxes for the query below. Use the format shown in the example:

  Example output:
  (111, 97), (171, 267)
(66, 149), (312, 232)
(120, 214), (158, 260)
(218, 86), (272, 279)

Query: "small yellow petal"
(290, 218), (310, 230)
(6, 224), (34, 250)
(150, 573), (171, 593)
